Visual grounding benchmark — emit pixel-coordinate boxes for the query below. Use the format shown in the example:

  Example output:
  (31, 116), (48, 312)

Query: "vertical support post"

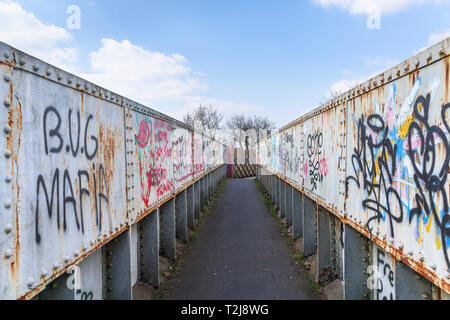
(214, 170), (217, 191)
(275, 177), (280, 210)
(138, 209), (160, 288)
(103, 230), (132, 300)
(205, 174), (209, 204)
(292, 189), (303, 240)
(208, 173), (212, 200)
(130, 224), (138, 293)
(280, 181), (286, 218)
(194, 180), (201, 220)
(200, 177), (205, 211)
(263, 171), (267, 191)
(175, 189), (188, 243)
(268, 173), (272, 196)
(208, 173), (211, 202)
(207, 174), (211, 203)
(285, 184), (293, 226)
(317, 208), (331, 283)
(302, 197), (317, 257)
(271, 175), (275, 202)
(204, 176), (208, 207)
(395, 261), (432, 300)
(160, 198), (176, 261)
(210, 172), (214, 195)
(216, 169), (219, 190)
(187, 185), (195, 229)
(343, 225), (369, 300)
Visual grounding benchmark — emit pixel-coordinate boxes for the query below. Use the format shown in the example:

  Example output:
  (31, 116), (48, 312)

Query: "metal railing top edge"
(276, 36), (450, 133)
(0, 40), (195, 132)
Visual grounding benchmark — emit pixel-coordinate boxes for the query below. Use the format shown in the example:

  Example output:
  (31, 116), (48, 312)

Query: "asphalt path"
(160, 178), (320, 300)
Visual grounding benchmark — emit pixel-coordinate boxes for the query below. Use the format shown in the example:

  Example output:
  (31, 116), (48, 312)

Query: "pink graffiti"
(319, 157), (328, 177)
(194, 138), (204, 174)
(174, 135), (194, 183)
(136, 119), (174, 206)
(303, 162), (308, 177)
(404, 132), (441, 151)
(136, 120), (150, 148)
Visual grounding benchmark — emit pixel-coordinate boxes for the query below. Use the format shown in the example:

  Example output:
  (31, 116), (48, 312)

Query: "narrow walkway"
(160, 178), (320, 300)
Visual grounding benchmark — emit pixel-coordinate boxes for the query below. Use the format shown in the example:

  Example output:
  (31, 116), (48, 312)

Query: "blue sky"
(1, 0), (450, 128)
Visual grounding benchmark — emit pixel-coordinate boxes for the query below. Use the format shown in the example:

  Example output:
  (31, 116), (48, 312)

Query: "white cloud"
(81, 39), (206, 103)
(312, 0), (448, 14)
(326, 78), (362, 98)
(0, 1), (264, 124)
(427, 30), (450, 45)
(0, 0), (77, 70)
(324, 61), (399, 100)
(414, 29), (450, 54)
(170, 96), (263, 120)
(324, 74), (375, 100)
(81, 39), (265, 122)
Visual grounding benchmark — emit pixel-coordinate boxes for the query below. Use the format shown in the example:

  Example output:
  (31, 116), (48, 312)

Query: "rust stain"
(9, 260), (16, 288)
(97, 116), (121, 226)
(409, 72), (416, 88)
(80, 93), (84, 116)
(4, 74), (23, 289)
(445, 57), (449, 103)
(88, 163), (97, 232)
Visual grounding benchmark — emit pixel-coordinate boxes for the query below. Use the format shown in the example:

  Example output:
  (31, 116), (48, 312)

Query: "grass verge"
(254, 178), (324, 297)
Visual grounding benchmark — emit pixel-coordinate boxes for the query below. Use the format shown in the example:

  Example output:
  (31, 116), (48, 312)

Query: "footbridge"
(0, 37), (449, 300)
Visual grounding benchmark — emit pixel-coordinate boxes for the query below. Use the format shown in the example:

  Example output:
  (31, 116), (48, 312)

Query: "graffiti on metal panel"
(135, 117), (174, 206)
(306, 131), (328, 191)
(346, 80), (449, 268)
(406, 94), (450, 268)
(203, 139), (211, 170)
(284, 132), (302, 181)
(194, 137), (204, 174)
(375, 248), (395, 300)
(35, 105), (111, 244)
(174, 133), (193, 184)
(271, 135), (280, 172)
(346, 113), (403, 237)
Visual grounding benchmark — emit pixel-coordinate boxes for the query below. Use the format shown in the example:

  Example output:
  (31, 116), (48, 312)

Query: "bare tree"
(252, 115), (276, 143)
(227, 115), (276, 164)
(183, 104), (224, 139)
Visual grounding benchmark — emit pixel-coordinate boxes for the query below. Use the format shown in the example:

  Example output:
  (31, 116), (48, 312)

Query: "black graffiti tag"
(307, 131), (324, 191)
(35, 106), (109, 244)
(346, 114), (403, 237)
(407, 94), (450, 268)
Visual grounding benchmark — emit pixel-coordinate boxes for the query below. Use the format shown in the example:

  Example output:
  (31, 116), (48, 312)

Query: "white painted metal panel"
(4, 64), (126, 299)
(346, 57), (450, 284)
(173, 126), (193, 189)
(371, 244), (396, 300)
(193, 132), (204, 178)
